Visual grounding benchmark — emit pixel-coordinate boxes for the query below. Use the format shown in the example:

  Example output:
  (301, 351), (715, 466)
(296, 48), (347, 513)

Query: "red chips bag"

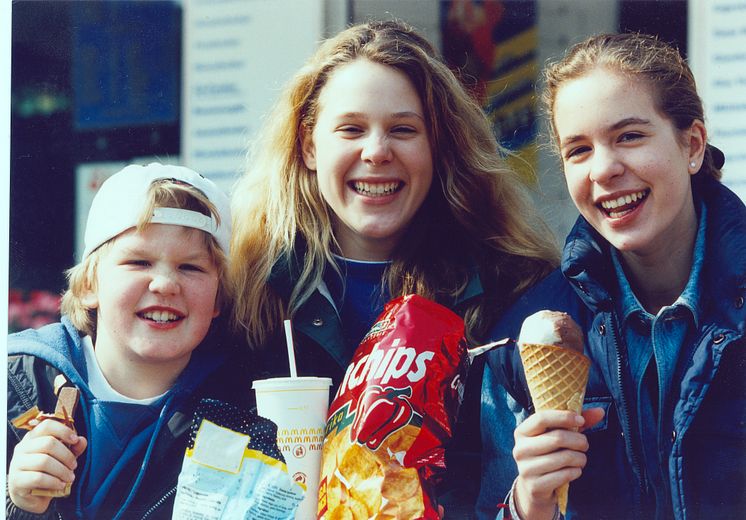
(317, 294), (469, 520)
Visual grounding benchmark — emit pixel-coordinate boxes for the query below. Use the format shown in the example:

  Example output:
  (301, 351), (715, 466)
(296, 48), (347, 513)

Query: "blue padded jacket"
(478, 176), (746, 519)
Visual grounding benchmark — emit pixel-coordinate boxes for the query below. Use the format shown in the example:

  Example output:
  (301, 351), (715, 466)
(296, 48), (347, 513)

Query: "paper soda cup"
(253, 376), (332, 520)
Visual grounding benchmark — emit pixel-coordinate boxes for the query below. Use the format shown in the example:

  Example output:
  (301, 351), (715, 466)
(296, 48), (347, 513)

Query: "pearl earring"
(690, 161), (696, 168)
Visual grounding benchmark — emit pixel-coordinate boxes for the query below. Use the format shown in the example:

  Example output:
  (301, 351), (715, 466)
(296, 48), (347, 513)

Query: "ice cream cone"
(519, 342), (590, 514)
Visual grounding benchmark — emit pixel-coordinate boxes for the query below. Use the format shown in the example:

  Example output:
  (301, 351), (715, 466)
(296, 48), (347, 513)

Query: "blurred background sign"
(181, 0), (323, 192)
(690, 0), (746, 202)
(72, 1), (181, 130)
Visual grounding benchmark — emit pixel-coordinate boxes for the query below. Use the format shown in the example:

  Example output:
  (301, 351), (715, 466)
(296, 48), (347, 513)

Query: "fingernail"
(575, 415), (585, 426)
(69, 434), (78, 443)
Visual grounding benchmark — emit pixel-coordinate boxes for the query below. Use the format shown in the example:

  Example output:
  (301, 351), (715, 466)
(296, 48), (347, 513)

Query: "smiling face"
(83, 224), (221, 380)
(301, 58), (434, 261)
(554, 68), (706, 258)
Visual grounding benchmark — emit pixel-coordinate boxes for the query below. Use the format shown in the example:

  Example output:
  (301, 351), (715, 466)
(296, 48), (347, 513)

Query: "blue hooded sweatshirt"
(7, 316), (254, 520)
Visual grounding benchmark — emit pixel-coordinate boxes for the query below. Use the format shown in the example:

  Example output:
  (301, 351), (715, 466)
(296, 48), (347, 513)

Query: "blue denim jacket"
(478, 177), (746, 519)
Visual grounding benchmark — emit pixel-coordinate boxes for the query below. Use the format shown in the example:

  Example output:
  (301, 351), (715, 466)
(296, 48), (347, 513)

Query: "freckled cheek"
(107, 284), (140, 309)
(191, 283), (220, 309)
(640, 158), (658, 173)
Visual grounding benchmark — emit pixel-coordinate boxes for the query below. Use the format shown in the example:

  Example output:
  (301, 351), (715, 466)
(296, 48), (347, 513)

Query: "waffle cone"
(519, 343), (590, 514)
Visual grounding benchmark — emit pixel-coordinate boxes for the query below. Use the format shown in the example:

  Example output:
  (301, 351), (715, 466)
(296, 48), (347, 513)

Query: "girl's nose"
(589, 147), (624, 184)
(361, 134), (393, 165)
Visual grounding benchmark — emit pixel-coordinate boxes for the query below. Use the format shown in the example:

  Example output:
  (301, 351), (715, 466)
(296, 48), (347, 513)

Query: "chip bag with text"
(317, 294), (469, 520)
(173, 398), (304, 519)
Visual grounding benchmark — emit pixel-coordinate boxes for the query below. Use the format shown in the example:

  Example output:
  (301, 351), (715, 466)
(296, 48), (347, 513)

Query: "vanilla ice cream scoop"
(518, 310), (584, 353)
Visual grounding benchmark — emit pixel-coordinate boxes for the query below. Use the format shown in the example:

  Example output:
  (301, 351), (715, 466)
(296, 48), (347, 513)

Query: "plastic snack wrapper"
(172, 398), (305, 520)
(318, 294), (482, 520)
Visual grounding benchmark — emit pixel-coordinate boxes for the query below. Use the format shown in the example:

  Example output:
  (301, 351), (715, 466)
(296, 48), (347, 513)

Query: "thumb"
(580, 407), (605, 431)
(70, 435), (88, 458)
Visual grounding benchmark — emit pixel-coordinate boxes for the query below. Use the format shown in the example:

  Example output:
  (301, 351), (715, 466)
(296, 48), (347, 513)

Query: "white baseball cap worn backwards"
(83, 163), (231, 258)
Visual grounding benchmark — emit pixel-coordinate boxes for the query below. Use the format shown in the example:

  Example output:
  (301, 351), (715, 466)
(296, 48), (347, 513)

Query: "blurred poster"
(182, 0), (323, 192)
(689, 0), (746, 201)
(71, 2), (181, 130)
(442, 0), (538, 180)
(74, 162), (127, 261)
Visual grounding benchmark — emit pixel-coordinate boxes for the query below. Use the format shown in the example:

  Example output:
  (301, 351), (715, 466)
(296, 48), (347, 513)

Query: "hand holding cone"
(518, 311), (590, 515)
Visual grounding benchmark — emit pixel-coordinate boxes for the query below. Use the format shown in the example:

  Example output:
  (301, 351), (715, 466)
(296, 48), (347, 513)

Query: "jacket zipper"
(608, 313), (647, 511)
(669, 326), (726, 517)
(139, 487), (176, 520)
(8, 370), (36, 411)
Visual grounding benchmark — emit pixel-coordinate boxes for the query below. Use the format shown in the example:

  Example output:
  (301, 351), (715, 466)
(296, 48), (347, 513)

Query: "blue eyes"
(619, 132), (643, 142)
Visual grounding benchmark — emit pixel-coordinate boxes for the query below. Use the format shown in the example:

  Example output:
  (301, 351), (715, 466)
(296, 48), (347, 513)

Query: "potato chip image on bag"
(317, 295), (470, 520)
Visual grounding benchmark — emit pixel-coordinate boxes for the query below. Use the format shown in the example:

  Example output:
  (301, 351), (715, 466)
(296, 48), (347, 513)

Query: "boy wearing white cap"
(7, 163), (246, 519)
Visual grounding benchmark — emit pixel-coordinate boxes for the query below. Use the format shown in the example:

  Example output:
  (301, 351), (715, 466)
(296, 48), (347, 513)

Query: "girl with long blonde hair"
(230, 20), (559, 514)
(231, 20), (557, 354)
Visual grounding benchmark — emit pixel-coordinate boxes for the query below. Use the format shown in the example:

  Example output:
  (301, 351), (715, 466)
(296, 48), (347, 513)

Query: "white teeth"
(600, 190), (647, 210)
(142, 310), (179, 322)
(353, 181), (401, 196)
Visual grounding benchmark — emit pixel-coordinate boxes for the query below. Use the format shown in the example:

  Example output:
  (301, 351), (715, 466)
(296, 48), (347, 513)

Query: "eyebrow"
(560, 117), (652, 147)
(118, 245), (210, 261)
(610, 117), (651, 130)
(335, 111), (425, 121)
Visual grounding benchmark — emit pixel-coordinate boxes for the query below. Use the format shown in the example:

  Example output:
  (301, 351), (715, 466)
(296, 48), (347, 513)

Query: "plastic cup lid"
(252, 376), (333, 391)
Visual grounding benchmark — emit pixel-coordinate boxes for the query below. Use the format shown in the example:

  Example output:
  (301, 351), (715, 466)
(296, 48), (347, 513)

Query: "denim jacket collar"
(610, 201), (707, 329)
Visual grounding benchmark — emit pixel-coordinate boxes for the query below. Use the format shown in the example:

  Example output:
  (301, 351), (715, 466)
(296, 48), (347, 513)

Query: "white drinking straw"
(467, 337), (513, 362)
(284, 319), (298, 378)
